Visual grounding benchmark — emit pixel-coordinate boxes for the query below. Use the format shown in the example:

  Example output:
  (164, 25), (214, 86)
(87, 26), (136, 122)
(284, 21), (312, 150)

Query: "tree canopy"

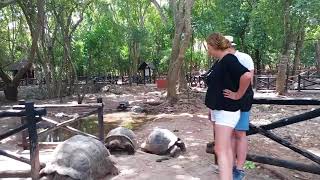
(0, 0), (320, 100)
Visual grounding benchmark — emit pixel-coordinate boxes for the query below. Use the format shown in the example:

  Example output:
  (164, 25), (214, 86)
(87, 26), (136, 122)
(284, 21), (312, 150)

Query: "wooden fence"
(255, 74), (320, 91)
(0, 98), (105, 179)
(0, 102), (46, 179)
(206, 98), (320, 175)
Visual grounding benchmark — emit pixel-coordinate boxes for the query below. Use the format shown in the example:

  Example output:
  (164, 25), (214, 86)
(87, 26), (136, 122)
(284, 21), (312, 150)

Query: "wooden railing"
(297, 75), (320, 91)
(186, 74), (206, 88)
(206, 98), (320, 175)
(0, 102), (46, 179)
(0, 98), (105, 179)
(255, 74), (320, 91)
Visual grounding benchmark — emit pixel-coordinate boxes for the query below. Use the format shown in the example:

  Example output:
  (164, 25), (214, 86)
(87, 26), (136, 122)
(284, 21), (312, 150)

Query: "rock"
(131, 106), (144, 113)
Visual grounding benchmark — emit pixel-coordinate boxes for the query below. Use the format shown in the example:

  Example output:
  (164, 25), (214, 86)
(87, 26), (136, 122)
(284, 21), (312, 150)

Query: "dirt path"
(108, 113), (280, 180)
(1, 85), (320, 179)
(0, 113), (277, 180)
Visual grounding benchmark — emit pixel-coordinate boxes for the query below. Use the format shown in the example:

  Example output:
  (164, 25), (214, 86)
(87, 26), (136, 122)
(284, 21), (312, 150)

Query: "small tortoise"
(141, 128), (186, 158)
(105, 127), (137, 155)
(40, 135), (119, 180)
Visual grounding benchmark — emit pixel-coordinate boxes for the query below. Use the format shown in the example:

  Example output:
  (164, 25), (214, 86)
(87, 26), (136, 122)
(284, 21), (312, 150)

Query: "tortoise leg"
(52, 173), (75, 180)
(176, 140), (186, 152)
(39, 174), (53, 180)
(169, 145), (180, 157)
(124, 142), (135, 155)
(110, 160), (120, 175)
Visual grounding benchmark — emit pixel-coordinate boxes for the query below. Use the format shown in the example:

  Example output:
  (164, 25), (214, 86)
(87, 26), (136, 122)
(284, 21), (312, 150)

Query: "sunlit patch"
(178, 155), (186, 159)
(154, 113), (194, 119)
(196, 114), (207, 119)
(307, 148), (320, 157)
(175, 175), (200, 180)
(189, 142), (200, 147)
(188, 155), (199, 160)
(118, 166), (136, 175)
(171, 165), (183, 169)
(177, 113), (193, 117)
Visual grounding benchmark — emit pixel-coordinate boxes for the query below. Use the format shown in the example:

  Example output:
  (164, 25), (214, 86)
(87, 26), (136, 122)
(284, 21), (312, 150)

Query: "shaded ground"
(0, 85), (320, 179)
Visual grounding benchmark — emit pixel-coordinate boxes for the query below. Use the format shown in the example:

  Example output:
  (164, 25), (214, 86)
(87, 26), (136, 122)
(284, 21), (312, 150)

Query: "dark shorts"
(234, 111), (250, 131)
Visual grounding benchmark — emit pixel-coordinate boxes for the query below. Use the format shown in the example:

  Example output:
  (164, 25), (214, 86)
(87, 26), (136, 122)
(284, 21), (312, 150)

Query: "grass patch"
(244, 161), (256, 170)
(122, 121), (134, 130)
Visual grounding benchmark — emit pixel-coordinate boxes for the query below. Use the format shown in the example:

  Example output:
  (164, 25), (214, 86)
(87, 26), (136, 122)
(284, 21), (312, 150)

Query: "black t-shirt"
(205, 54), (249, 111)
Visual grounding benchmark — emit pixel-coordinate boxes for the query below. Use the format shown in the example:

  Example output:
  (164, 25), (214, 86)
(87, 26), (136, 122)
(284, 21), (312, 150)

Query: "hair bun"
(206, 32), (231, 50)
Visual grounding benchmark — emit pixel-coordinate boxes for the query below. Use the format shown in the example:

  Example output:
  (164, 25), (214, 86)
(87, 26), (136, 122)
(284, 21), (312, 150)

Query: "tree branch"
(69, 12), (84, 36)
(0, 67), (12, 83)
(70, 0), (93, 37)
(13, 0), (44, 84)
(150, 0), (168, 25)
(0, 0), (16, 9)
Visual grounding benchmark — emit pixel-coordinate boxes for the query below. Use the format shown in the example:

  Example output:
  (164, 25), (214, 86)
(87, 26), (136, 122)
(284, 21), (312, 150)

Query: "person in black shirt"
(205, 33), (251, 180)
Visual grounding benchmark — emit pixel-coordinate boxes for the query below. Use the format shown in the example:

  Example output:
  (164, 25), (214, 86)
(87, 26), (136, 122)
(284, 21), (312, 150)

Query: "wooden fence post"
(19, 100), (28, 150)
(97, 98), (104, 142)
(298, 75), (301, 91)
(25, 102), (40, 180)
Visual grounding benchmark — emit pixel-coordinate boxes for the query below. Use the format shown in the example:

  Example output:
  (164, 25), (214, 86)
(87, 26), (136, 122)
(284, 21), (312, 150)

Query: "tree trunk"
(276, 55), (289, 94)
(167, 0), (194, 104)
(315, 40), (320, 74)
(292, 19), (305, 77)
(179, 63), (188, 91)
(0, 0), (44, 101)
(4, 83), (18, 101)
(255, 49), (262, 75)
(276, 0), (292, 95)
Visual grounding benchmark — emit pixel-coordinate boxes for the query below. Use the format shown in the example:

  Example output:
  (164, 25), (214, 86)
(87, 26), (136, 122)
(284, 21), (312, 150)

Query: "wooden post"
(148, 67), (151, 83)
(143, 68), (146, 84)
(253, 76), (257, 90)
(298, 74), (301, 91)
(19, 100), (28, 150)
(25, 102), (40, 180)
(205, 149), (320, 175)
(97, 98), (104, 142)
(250, 124), (320, 165)
(285, 64), (289, 90)
(246, 154), (320, 175)
(248, 108), (320, 135)
(267, 76), (270, 90)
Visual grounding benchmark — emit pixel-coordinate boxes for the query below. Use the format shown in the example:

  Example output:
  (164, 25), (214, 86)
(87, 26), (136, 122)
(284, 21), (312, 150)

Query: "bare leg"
(234, 130), (247, 170)
(212, 122), (219, 165)
(232, 131), (237, 166)
(214, 124), (234, 180)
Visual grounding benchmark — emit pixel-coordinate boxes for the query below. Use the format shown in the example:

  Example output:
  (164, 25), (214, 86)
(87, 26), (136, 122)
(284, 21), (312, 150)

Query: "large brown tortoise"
(40, 135), (119, 180)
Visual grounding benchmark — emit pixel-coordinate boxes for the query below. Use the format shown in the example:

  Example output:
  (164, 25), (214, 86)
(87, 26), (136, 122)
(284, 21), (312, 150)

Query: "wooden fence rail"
(255, 74), (320, 91)
(0, 98), (105, 179)
(206, 98), (320, 175)
(0, 102), (46, 179)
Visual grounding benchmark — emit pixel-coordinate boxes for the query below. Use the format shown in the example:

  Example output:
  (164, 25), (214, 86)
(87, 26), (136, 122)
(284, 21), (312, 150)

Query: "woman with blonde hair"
(205, 32), (251, 180)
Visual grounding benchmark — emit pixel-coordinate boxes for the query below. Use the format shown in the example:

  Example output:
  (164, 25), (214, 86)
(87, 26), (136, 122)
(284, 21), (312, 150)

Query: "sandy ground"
(0, 85), (320, 179)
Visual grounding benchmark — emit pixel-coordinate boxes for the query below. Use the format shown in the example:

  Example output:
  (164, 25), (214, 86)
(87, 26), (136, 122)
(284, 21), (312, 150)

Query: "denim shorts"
(234, 111), (250, 131)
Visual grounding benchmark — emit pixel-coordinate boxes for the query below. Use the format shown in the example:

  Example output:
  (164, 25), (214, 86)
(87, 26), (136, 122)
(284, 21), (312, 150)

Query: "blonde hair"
(206, 32), (231, 50)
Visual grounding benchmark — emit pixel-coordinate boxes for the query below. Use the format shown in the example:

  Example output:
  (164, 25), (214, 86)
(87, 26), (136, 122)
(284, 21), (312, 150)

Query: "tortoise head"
(176, 139), (186, 152)
(106, 139), (121, 151)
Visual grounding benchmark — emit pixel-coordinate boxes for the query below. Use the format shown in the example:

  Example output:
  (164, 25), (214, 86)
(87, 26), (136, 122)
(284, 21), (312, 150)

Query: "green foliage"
(0, 0), (320, 79)
(244, 161), (256, 170)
